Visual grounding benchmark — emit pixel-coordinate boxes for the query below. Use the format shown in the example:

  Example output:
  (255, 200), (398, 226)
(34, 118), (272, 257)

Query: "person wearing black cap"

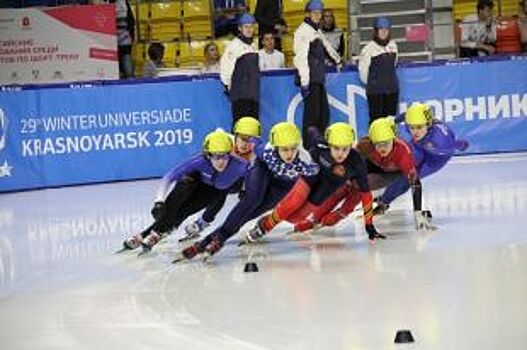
(358, 16), (399, 124)
(220, 13), (260, 123)
(293, 0), (342, 149)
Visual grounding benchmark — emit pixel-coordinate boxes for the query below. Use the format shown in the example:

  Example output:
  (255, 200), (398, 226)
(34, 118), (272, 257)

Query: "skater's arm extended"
(154, 155), (203, 202)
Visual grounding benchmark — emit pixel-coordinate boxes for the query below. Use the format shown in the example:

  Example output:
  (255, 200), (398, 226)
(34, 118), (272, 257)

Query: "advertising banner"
(0, 57), (526, 192)
(0, 5), (119, 85)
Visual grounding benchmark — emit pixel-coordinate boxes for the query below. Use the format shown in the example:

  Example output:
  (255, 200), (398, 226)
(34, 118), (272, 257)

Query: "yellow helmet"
(270, 122), (301, 147)
(369, 117), (397, 143)
(325, 122), (355, 146)
(203, 130), (233, 154)
(405, 102), (433, 126)
(233, 117), (262, 138)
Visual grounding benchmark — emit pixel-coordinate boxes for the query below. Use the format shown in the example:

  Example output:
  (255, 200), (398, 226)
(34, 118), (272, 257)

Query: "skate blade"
(172, 255), (187, 264)
(137, 247), (152, 257)
(115, 245), (136, 254)
(178, 234), (200, 243)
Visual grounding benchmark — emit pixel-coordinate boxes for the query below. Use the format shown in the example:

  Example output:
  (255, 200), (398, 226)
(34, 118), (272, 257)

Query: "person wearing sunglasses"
(173, 122), (320, 263)
(119, 130), (249, 255)
(179, 117), (262, 242)
(241, 122), (386, 244)
(374, 103), (469, 218)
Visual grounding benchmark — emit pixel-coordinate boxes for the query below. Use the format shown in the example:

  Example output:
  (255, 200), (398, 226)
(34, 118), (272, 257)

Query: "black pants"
(232, 99), (259, 122)
(303, 83), (330, 148)
(141, 178), (227, 237)
(367, 92), (399, 124)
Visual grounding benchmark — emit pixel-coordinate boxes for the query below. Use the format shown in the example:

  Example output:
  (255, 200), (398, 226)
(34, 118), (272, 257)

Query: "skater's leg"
(207, 162), (271, 245)
(259, 178), (311, 232)
(149, 177), (200, 235)
(180, 189), (228, 241)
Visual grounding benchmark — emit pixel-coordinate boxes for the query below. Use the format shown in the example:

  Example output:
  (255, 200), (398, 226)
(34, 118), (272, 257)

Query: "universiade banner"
(0, 56), (526, 192)
(0, 5), (119, 85)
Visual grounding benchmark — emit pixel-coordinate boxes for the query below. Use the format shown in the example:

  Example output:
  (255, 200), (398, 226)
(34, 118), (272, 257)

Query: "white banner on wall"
(0, 4), (119, 85)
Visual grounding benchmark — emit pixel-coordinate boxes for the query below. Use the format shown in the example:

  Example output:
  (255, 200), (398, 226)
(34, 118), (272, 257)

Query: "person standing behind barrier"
(111, 0), (135, 78)
(358, 16), (399, 125)
(321, 9), (344, 65)
(294, 0), (342, 149)
(220, 13), (260, 123)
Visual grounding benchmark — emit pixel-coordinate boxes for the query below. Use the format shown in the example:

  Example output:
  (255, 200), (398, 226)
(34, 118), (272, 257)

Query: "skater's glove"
(356, 138), (374, 155)
(151, 201), (165, 221)
(365, 224), (386, 241)
(455, 139), (469, 152)
(320, 210), (345, 227)
(294, 218), (317, 232)
(300, 85), (310, 98)
(336, 61), (343, 72)
(372, 202), (390, 216)
(414, 211), (437, 231)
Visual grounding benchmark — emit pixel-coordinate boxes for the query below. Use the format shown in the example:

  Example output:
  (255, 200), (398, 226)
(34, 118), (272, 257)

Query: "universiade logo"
(0, 108), (6, 151)
(286, 84), (366, 131)
(0, 108), (13, 178)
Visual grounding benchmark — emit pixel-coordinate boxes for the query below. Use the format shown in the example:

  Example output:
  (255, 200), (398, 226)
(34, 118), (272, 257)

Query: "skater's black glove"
(151, 201), (165, 221)
(372, 202), (390, 216)
(366, 224), (386, 241)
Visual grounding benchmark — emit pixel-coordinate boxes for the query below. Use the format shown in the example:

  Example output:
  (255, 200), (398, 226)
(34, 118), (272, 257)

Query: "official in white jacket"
(293, 0), (342, 148)
(358, 16), (399, 124)
(220, 13), (260, 122)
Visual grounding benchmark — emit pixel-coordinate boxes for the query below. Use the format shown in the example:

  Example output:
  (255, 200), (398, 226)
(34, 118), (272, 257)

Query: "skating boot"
(239, 219), (266, 246)
(172, 243), (202, 264)
(179, 218), (210, 242)
(138, 230), (164, 255)
(117, 233), (143, 253)
(202, 236), (223, 262)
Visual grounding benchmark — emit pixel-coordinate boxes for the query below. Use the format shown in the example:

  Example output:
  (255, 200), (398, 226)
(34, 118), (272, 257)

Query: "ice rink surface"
(1, 153), (527, 349)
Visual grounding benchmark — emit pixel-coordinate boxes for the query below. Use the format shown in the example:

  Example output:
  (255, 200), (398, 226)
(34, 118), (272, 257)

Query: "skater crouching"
(375, 103), (469, 215)
(243, 122), (385, 243)
(173, 122), (320, 262)
(313, 117), (435, 231)
(120, 130), (249, 254)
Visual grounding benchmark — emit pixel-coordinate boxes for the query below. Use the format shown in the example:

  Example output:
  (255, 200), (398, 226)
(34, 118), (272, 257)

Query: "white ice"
(1, 153), (527, 350)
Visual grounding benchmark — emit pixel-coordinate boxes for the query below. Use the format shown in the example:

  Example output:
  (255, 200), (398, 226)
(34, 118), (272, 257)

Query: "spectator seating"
(497, 17), (522, 53)
(453, 0), (519, 20)
(183, 0), (214, 40)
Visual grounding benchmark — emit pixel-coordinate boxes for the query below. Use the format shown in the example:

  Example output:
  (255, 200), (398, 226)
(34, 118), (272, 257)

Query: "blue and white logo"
(0, 108), (13, 178)
(0, 108), (6, 151)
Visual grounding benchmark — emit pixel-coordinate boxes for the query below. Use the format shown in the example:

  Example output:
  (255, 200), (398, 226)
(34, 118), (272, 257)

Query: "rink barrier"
(0, 55), (526, 192)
